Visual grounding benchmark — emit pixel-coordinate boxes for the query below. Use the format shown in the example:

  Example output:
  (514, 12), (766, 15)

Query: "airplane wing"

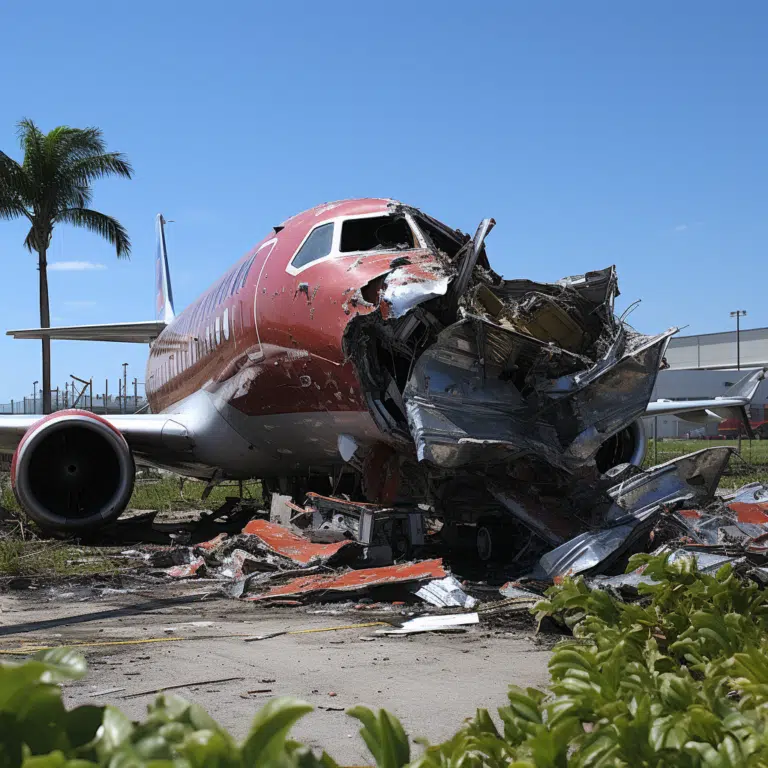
(6, 320), (166, 344)
(6, 215), (175, 346)
(0, 412), (192, 455)
(645, 366), (766, 422)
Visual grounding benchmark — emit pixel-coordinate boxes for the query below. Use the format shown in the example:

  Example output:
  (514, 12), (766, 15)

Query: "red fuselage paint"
(146, 199), (440, 421)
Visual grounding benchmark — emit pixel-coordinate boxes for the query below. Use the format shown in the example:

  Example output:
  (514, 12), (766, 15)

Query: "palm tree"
(0, 119), (132, 414)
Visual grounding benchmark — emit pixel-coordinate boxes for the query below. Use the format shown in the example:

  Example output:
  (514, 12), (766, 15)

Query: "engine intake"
(594, 419), (647, 473)
(12, 410), (135, 530)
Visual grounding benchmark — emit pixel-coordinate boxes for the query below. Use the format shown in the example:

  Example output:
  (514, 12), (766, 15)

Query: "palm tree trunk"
(38, 247), (52, 414)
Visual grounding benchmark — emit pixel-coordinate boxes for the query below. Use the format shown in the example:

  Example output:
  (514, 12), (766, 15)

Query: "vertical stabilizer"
(155, 214), (175, 324)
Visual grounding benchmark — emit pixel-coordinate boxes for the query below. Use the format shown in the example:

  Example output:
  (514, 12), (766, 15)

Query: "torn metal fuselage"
(339, 203), (675, 549)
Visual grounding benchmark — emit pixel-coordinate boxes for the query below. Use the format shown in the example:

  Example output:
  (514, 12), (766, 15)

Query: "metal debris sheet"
(242, 519), (360, 566)
(377, 613), (480, 635)
(246, 558), (447, 601)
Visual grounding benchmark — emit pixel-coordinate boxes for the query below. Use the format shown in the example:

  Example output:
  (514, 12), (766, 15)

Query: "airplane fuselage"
(145, 198), (439, 480)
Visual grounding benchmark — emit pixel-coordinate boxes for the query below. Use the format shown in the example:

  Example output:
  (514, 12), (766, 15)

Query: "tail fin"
(155, 214), (175, 324)
(721, 366), (768, 402)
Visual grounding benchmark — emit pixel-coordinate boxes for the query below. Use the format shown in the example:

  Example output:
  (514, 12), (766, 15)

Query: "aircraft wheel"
(476, 522), (500, 562)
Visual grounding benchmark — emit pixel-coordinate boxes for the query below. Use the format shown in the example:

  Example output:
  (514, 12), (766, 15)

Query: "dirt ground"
(0, 578), (553, 765)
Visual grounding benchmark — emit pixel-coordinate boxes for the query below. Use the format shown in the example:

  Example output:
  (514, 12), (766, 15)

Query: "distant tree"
(0, 119), (132, 413)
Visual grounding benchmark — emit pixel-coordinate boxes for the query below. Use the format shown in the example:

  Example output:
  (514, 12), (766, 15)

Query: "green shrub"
(5, 552), (768, 766)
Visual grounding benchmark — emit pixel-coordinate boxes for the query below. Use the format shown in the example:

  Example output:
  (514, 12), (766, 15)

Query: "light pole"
(730, 310), (747, 371)
(730, 310), (748, 453)
(32, 381), (38, 413)
(122, 363), (129, 413)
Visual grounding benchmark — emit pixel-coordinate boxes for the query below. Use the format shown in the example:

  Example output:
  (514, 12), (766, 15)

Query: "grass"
(128, 474), (263, 512)
(0, 540), (121, 578)
(0, 472), (264, 578)
(645, 438), (768, 488)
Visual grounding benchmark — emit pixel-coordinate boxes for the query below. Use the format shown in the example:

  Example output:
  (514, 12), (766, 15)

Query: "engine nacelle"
(12, 410), (135, 531)
(594, 419), (647, 473)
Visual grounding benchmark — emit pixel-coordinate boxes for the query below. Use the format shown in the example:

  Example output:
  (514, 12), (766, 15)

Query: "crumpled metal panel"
(727, 483), (768, 523)
(398, 262), (677, 471)
(538, 523), (640, 579)
(665, 481), (768, 545)
(403, 318), (562, 468)
(165, 556), (206, 579)
(414, 575), (477, 609)
(241, 519), (360, 567)
(603, 447), (733, 525)
(587, 549), (739, 594)
(246, 558), (446, 601)
(536, 448), (732, 579)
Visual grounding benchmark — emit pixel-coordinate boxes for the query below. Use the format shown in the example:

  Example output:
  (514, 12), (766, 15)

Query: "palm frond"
(67, 152), (134, 184)
(56, 207), (131, 258)
(0, 151), (32, 220)
(58, 126), (106, 158)
(16, 118), (45, 193)
(23, 225), (37, 252)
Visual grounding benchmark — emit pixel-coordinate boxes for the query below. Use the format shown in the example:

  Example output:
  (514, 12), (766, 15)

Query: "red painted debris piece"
(729, 501), (768, 525)
(166, 556), (206, 578)
(246, 558), (447, 601)
(242, 519), (356, 566)
(195, 533), (228, 551)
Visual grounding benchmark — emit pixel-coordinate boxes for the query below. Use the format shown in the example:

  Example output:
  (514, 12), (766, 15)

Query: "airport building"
(646, 326), (768, 438)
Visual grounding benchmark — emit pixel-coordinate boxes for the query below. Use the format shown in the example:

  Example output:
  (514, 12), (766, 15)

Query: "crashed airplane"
(1, 199), (764, 562)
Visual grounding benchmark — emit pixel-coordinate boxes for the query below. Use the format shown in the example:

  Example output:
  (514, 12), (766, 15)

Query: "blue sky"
(1, 1), (766, 402)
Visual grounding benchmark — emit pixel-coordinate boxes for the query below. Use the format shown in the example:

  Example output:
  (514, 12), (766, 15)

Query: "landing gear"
(476, 524), (495, 562)
(475, 520), (513, 562)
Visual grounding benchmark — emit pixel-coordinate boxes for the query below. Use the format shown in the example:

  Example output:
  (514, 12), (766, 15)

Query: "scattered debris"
(414, 575), (477, 609)
(241, 519), (360, 566)
(89, 687), (127, 697)
(535, 447), (733, 579)
(377, 613), (480, 635)
(165, 556), (207, 579)
(246, 559), (446, 602)
(121, 676), (245, 699)
(304, 493), (425, 565)
(243, 621), (389, 641)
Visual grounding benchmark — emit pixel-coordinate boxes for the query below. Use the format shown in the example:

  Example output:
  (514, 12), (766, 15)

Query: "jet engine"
(594, 419), (647, 473)
(12, 410), (135, 531)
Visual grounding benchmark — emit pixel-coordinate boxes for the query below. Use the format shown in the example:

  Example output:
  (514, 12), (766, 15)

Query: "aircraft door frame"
(248, 238), (278, 362)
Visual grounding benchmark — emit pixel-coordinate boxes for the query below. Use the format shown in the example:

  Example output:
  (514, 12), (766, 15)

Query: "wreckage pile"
(121, 446), (768, 614)
(131, 511), (476, 610)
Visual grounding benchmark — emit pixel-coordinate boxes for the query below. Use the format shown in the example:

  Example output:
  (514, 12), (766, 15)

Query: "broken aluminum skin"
(535, 447), (733, 579)
(400, 265), (676, 472)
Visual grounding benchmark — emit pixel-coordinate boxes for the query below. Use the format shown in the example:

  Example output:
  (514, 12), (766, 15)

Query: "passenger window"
(340, 216), (414, 252)
(215, 316), (221, 345)
(223, 308), (230, 341)
(239, 254), (256, 291)
(291, 223), (334, 269)
(231, 261), (248, 296)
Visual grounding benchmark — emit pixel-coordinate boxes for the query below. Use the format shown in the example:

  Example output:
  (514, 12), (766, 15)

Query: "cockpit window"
(291, 222), (334, 269)
(340, 215), (415, 253)
(415, 216), (463, 258)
